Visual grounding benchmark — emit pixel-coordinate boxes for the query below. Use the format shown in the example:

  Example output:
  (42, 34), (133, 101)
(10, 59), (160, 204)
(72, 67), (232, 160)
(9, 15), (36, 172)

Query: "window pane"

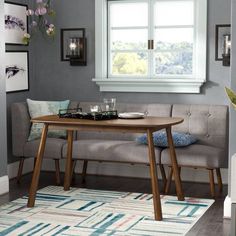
(155, 28), (193, 51)
(110, 2), (148, 27)
(111, 52), (148, 75)
(111, 29), (148, 50)
(154, 51), (193, 75)
(154, 1), (194, 26)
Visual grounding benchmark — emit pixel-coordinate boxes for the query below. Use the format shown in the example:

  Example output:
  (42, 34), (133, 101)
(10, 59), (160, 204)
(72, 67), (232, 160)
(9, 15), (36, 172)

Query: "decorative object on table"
(118, 112), (146, 119)
(90, 104), (102, 113)
(58, 108), (118, 121)
(215, 24), (231, 66)
(61, 28), (87, 66)
(22, 0), (56, 44)
(225, 87), (236, 109)
(136, 131), (197, 147)
(4, 2), (28, 45)
(27, 99), (70, 141)
(103, 98), (116, 111)
(5, 51), (29, 93)
(0, 186), (214, 236)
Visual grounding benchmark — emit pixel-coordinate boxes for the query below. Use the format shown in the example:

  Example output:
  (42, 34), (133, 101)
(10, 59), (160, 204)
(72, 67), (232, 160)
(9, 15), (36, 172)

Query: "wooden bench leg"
(70, 160), (77, 183)
(17, 158), (25, 183)
(82, 160), (88, 183)
(165, 166), (182, 194)
(165, 166), (173, 194)
(216, 168), (223, 193)
(54, 160), (61, 185)
(208, 169), (215, 198)
(33, 158), (36, 169)
(159, 164), (167, 192)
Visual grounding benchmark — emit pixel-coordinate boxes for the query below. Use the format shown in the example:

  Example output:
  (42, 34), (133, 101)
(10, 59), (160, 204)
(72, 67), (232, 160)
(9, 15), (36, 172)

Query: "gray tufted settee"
(11, 102), (228, 197)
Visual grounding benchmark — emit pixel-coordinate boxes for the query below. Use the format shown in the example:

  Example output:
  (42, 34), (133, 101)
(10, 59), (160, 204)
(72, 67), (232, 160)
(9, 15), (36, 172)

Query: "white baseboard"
(231, 154), (236, 203)
(0, 175), (9, 195)
(224, 195), (231, 219)
(7, 158), (228, 184)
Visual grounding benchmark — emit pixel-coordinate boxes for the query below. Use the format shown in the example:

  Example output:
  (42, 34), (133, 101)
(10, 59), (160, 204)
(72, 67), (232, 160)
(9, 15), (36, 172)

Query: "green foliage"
(112, 53), (147, 75)
(225, 87), (236, 109)
(111, 41), (193, 75)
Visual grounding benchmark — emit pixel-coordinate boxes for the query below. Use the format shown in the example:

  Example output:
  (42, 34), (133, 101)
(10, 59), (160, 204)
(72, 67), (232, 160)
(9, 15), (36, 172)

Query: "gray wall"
(33, 0), (231, 107)
(0, 0), (8, 176)
(6, 0), (36, 164)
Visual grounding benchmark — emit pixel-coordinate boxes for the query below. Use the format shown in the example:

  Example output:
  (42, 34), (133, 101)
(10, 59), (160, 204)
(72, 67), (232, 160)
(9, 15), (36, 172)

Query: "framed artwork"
(215, 24), (231, 61)
(5, 51), (29, 93)
(4, 2), (28, 45)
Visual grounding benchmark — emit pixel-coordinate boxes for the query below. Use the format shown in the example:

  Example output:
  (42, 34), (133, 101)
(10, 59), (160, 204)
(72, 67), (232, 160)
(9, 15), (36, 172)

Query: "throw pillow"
(27, 99), (70, 141)
(136, 131), (197, 147)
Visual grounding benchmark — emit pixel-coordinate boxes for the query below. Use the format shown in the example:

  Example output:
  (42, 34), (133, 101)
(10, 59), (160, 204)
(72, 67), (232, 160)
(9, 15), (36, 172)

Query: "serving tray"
(58, 108), (118, 121)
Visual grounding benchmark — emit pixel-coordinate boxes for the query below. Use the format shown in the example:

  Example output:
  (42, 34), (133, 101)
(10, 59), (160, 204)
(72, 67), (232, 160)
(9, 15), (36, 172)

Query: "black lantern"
(61, 28), (87, 66)
(215, 24), (231, 67)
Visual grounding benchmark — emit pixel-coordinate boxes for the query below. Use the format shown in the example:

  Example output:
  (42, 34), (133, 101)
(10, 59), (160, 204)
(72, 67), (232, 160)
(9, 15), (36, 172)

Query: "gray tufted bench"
(11, 101), (79, 184)
(160, 104), (228, 197)
(11, 102), (228, 197)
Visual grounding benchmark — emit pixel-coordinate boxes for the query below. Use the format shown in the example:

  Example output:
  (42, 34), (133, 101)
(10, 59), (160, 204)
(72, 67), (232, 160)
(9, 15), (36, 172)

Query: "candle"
(223, 34), (231, 55)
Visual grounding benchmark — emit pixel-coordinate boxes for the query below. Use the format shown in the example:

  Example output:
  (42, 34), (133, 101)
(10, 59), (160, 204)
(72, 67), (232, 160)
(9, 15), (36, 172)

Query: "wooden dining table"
(27, 115), (184, 221)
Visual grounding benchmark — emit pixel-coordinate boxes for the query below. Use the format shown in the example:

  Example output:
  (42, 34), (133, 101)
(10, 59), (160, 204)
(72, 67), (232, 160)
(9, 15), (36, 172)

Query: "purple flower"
(31, 21), (37, 27)
(26, 9), (34, 16)
(35, 7), (47, 16)
(49, 24), (54, 29)
(36, 0), (43, 3)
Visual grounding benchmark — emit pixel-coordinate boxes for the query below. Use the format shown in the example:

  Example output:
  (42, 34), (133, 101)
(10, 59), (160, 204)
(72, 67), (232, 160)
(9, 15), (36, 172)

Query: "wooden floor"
(0, 172), (231, 236)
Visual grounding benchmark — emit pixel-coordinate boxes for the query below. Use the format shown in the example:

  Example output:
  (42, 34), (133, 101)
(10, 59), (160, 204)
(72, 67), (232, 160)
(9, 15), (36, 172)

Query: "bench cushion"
(160, 144), (226, 168)
(24, 138), (67, 159)
(62, 140), (162, 164)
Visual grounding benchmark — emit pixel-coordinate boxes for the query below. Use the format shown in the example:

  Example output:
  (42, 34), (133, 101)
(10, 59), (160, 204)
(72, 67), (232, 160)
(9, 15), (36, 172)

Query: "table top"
(31, 115), (183, 129)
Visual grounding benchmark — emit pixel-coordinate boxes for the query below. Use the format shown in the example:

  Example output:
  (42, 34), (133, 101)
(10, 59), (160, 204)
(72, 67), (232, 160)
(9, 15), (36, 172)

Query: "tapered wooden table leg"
(166, 127), (184, 201)
(147, 129), (162, 221)
(27, 124), (48, 207)
(64, 130), (74, 191)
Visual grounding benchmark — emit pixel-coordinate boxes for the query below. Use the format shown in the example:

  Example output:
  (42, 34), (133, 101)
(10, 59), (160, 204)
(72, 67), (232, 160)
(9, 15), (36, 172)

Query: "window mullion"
(148, 0), (154, 78)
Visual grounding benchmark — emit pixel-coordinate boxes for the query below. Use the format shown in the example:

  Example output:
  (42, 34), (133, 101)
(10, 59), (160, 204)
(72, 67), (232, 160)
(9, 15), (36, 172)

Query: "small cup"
(90, 105), (101, 113)
(103, 98), (116, 111)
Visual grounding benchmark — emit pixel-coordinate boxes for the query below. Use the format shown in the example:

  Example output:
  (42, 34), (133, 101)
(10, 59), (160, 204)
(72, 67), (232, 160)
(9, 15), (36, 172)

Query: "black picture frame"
(215, 24), (231, 61)
(60, 28), (87, 66)
(5, 50), (29, 93)
(4, 1), (28, 46)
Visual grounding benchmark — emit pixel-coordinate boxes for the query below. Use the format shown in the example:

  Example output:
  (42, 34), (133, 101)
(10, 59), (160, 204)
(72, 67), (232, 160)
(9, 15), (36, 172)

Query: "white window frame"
(93, 0), (207, 93)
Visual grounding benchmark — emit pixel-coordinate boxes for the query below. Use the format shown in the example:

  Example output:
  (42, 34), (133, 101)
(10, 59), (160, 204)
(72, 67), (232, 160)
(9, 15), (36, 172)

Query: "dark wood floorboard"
(0, 172), (231, 236)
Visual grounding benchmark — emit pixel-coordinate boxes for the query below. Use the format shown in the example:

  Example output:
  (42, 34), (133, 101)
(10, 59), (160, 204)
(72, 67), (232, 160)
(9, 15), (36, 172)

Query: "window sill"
(92, 78), (205, 93)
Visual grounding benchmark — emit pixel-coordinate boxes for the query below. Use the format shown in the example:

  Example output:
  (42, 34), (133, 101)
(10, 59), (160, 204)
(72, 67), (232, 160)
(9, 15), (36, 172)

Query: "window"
(93, 0), (207, 93)
(109, 2), (148, 77)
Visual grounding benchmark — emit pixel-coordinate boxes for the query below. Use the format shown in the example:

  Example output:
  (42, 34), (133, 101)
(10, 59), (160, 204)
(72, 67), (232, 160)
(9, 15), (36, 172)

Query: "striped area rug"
(0, 186), (214, 236)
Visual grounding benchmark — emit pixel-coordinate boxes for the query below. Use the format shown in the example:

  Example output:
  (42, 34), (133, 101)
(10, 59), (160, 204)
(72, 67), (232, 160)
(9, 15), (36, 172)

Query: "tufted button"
(207, 113), (211, 117)
(187, 112), (191, 116)
(206, 134), (210, 138)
